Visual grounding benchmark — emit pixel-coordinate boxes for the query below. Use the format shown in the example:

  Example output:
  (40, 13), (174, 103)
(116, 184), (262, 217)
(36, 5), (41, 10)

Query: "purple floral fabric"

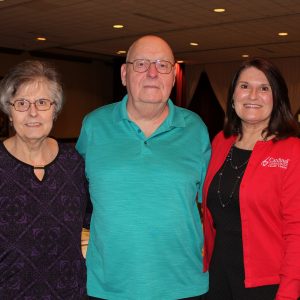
(0, 142), (88, 299)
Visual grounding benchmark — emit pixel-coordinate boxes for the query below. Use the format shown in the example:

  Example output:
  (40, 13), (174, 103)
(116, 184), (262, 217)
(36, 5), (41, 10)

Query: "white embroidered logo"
(261, 157), (289, 169)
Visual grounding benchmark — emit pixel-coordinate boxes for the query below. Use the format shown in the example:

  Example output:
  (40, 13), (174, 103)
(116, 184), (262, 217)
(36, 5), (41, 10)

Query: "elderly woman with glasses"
(0, 60), (89, 299)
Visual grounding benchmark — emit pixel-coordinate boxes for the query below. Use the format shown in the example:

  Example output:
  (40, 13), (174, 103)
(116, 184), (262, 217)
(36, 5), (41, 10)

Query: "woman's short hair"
(0, 60), (63, 118)
(224, 57), (299, 140)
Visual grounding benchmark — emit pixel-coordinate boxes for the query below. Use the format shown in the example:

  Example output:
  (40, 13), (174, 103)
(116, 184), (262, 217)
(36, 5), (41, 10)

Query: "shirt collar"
(113, 95), (129, 123)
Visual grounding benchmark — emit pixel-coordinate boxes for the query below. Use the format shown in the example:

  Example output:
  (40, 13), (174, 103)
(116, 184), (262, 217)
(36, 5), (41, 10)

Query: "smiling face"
(9, 78), (56, 143)
(233, 66), (273, 130)
(121, 36), (176, 107)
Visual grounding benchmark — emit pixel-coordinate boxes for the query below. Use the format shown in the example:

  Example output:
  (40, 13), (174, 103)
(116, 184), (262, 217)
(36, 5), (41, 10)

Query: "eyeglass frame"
(126, 59), (175, 74)
(8, 98), (56, 112)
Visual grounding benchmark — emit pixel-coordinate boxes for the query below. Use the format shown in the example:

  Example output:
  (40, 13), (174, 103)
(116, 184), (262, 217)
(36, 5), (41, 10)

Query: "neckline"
(232, 135), (275, 151)
(0, 140), (61, 172)
(232, 145), (253, 152)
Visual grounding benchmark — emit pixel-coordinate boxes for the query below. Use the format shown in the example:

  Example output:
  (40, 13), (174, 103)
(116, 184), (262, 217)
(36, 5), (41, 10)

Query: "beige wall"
(0, 52), (114, 138)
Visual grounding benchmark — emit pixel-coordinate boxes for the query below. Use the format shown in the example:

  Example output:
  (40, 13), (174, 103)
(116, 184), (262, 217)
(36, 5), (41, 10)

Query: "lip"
(243, 103), (262, 108)
(143, 85), (159, 89)
(25, 122), (41, 127)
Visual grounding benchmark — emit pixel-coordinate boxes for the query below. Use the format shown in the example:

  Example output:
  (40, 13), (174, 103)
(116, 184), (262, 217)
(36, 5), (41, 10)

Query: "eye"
(36, 98), (48, 106)
(159, 61), (167, 68)
(15, 99), (27, 107)
(260, 85), (270, 92)
(240, 83), (248, 89)
(135, 60), (146, 68)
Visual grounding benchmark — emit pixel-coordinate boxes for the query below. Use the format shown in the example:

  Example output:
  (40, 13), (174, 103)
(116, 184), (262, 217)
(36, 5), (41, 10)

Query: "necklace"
(217, 146), (251, 208)
(33, 165), (45, 170)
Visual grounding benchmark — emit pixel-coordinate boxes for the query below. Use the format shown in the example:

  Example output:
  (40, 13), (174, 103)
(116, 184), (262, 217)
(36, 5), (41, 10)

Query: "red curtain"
(175, 63), (186, 107)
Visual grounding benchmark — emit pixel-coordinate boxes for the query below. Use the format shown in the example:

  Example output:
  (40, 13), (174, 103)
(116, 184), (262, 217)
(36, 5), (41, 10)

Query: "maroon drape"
(175, 63), (186, 107)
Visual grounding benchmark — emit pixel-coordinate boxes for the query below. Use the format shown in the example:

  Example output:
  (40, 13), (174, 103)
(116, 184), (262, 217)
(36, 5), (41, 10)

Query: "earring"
(231, 99), (235, 109)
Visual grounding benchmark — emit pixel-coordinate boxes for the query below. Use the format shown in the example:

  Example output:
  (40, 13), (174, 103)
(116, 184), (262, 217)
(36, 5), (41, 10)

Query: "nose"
(28, 102), (38, 116)
(147, 62), (159, 78)
(249, 87), (258, 100)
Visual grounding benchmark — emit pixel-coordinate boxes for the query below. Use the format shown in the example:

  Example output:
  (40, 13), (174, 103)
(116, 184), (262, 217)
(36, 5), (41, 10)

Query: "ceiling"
(1, 0), (300, 64)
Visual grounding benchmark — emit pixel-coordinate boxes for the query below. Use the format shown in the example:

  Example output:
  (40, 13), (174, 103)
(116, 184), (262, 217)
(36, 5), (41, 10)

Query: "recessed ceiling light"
(36, 37), (47, 41)
(116, 50), (126, 55)
(278, 32), (288, 36)
(242, 54), (249, 58)
(213, 8), (226, 13)
(190, 42), (199, 46)
(113, 24), (124, 29)
(177, 60), (184, 64)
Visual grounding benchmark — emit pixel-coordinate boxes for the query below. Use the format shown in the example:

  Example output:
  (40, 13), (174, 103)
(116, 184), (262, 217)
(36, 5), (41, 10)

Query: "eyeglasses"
(9, 98), (55, 112)
(126, 59), (175, 74)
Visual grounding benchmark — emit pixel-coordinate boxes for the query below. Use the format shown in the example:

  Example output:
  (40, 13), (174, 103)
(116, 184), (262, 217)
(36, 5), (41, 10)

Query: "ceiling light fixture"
(177, 60), (184, 64)
(113, 24), (124, 29)
(242, 54), (249, 58)
(117, 50), (126, 54)
(190, 42), (199, 46)
(36, 37), (47, 41)
(278, 32), (288, 36)
(213, 8), (226, 13)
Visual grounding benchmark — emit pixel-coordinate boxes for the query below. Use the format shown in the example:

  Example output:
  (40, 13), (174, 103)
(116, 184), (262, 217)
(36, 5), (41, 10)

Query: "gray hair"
(0, 60), (64, 118)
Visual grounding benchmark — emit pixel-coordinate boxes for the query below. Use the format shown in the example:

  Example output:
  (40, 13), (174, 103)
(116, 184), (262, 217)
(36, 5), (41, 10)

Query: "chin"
(20, 130), (49, 141)
(141, 97), (167, 104)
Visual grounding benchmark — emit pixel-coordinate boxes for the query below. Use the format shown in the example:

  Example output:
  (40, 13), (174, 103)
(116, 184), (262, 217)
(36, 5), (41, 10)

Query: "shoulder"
(79, 102), (120, 135)
(0, 141), (5, 154)
(212, 131), (235, 148)
(0, 141), (9, 164)
(84, 102), (118, 123)
(174, 105), (208, 131)
(282, 136), (300, 146)
(176, 105), (203, 121)
(272, 137), (300, 155)
(58, 142), (84, 162)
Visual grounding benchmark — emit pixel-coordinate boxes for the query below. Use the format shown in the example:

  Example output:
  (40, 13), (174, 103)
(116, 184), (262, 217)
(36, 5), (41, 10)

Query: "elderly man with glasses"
(76, 35), (211, 300)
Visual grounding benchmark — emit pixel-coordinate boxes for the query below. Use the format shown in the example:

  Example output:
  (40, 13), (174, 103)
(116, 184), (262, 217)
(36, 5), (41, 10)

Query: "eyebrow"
(238, 80), (271, 86)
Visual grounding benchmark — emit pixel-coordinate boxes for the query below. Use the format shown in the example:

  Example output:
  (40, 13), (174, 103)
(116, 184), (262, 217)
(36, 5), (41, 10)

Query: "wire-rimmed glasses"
(126, 59), (175, 74)
(9, 98), (55, 112)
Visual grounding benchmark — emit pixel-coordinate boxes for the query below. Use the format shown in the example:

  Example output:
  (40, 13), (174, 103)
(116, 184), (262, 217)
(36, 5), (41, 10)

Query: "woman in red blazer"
(202, 58), (300, 300)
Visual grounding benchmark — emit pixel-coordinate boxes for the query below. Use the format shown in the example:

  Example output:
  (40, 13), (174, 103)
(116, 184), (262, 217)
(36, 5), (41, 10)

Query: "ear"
(172, 63), (177, 87)
(120, 64), (127, 86)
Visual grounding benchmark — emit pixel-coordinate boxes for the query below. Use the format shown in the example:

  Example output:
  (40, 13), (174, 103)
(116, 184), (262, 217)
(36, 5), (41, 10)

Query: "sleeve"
(76, 116), (92, 228)
(75, 116), (89, 159)
(197, 123), (211, 203)
(276, 140), (300, 300)
(83, 179), (92, 229)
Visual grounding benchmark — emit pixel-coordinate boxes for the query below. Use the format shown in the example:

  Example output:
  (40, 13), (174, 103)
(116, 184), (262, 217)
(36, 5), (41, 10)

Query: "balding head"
(126, 35), (175, 63)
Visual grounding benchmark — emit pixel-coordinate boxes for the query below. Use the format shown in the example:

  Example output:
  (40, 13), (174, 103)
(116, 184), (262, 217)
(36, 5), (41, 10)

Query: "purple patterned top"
(0, 142), (88, 299)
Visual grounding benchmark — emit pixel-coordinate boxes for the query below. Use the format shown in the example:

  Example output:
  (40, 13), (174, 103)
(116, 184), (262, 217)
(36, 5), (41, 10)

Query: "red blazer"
(202, 131), (300, 300)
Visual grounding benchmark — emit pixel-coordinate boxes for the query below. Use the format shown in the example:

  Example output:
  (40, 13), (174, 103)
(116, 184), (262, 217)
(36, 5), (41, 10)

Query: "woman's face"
(233, 67), (273, 130)
(9, 79), (55, 143)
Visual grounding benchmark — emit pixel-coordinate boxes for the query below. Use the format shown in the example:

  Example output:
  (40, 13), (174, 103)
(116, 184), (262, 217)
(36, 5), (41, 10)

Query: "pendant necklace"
(217, 146), (251, 208)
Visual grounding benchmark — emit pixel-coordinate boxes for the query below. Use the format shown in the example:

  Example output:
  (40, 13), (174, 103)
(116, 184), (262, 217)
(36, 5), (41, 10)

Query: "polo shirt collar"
(113, 94), (186, 129)
(113, 95), (129, 123)
(166, 98), (186, 128)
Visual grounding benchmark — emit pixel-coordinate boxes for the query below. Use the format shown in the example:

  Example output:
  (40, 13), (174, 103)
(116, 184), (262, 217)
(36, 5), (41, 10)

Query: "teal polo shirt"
(76, 95), (211, 300)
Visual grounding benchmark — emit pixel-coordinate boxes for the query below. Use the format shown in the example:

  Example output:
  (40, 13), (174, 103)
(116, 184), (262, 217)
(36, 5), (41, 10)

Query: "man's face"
(121, 36), (176, 106)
